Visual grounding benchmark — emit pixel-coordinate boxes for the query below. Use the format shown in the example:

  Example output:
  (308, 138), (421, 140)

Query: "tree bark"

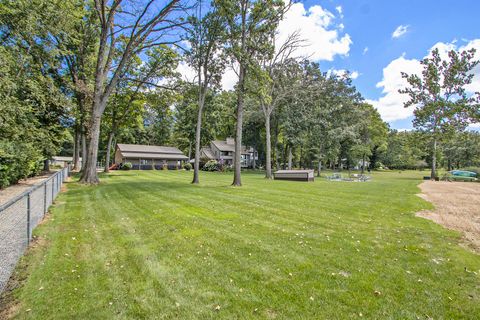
(81, 131), (87, 172)
(232, 65), (246, 186)
(288, 147), (292, 170)
(73, 126), (81, 171)
(80, 112), (102, 184)
(104, 131), (114, 173)
(192, 90), (206, 184)
(431, 137), (437, 180)
(361, 154), (365, 174)
(265, 114), (272, 179)
(317, 159), (321, 177)
(43, 159), (50, 172)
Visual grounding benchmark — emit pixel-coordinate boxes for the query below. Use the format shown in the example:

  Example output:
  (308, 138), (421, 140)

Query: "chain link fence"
(0, 167), (68, 293)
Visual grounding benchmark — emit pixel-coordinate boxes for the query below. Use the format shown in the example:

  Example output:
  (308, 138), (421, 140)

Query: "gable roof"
(211, 140), (235, 152)
(117, 144), (183, 154)
(200, 147), (215, 159)
(116, 144), (188, 160)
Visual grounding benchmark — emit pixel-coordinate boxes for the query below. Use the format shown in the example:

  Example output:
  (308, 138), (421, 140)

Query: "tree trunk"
(73, 127), (81, 171)
(317, 159), (321, 177)
(431, 137), (437, 180)
(104, 131), (114, 173)
(192, 92), (205, 184)
(80, 113), (102, 184)
(361, 154), (365, 174)
(43, 159), (50, 172)
(288, 147), (292, 170)
(81, 131), (87, 172)
(188, 141), (192, 160)
(232, 66), (246, 186)
(265, 114), (272, 179)
(252, 149), (256, 170)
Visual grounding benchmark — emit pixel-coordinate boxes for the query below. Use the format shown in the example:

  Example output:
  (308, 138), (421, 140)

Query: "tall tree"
(80, 0), (188, 184)
(400, 48), (479, 179)
(255, 32), (304, 178)
(187, 5), (225, 184)
(215, 0), (288, 186)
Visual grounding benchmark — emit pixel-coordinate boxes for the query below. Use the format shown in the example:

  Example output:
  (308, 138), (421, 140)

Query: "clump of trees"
(1, 0), (479, 189)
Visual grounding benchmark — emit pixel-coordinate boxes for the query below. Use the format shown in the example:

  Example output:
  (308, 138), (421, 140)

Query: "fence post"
(27, 193), (31, 243)
(51, 175), (54, 201)
(44, 182), (47, 217)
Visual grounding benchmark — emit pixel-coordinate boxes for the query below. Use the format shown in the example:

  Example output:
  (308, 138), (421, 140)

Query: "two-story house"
(200, 138), (257, 168)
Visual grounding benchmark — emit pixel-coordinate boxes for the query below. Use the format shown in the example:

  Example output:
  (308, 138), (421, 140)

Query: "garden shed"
(114, 144), (188, 170)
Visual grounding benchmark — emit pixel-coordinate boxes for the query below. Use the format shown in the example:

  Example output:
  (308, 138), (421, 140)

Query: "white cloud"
(392, 25), (409, 39)
(363, 47), (369, 55)
(328, 69), (360, 80)
(276, 3), (351, 61)
(178, 4), (354, 91)
(176, 61), (196, 82)
(221, 66), (238, 91)
(368, 39), (480, 123)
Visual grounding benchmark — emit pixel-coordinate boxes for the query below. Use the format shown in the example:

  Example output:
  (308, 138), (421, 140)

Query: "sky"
(280, 0), (480, 130)
(178, 1), (480, 130)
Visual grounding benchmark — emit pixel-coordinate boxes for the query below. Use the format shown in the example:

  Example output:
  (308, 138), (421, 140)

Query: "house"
(200, 138), (257, 168)
(51, 156), (82, 168)
(115, 144), (188, 170)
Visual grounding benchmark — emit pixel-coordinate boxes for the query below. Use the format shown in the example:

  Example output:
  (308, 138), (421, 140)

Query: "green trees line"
(1, 0), (478, 188)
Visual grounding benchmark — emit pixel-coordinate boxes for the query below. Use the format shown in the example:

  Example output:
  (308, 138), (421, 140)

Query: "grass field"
(3, 170), (480, 319)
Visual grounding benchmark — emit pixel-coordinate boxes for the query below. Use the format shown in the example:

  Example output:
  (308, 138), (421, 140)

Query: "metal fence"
(0, 167), (68, 293)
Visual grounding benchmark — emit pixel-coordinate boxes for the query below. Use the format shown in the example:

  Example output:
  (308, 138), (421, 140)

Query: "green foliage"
(183, 163), (192, 171)
(0, 142), (43, 188)
(0, 0), (72, 186)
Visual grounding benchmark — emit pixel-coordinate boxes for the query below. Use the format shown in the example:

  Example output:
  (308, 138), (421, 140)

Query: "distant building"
(51, 156), (82, 168)
(115, 144), (188, 170)
(200, 138), (257, 168)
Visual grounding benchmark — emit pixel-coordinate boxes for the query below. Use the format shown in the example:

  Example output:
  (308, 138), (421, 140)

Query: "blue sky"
(286, 0), (480, 129)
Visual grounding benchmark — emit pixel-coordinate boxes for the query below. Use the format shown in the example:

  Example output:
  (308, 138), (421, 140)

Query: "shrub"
(0, 141), (43, 189)
(183, 162), (192, 171)
(122, 162), (133, 170)
(202, 160), (219, 172)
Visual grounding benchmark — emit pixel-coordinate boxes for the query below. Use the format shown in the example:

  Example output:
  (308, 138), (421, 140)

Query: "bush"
(183, 162), (192, 171)
(202, 160), (219, 172)
(122, 162), (133, 170)
(0, 141), (43, 189)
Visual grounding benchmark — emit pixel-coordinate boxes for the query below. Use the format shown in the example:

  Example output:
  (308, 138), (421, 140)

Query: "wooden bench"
(274, 170), (314, 182)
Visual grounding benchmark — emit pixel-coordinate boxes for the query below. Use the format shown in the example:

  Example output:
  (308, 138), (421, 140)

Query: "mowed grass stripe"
(6, 170), (480, 319)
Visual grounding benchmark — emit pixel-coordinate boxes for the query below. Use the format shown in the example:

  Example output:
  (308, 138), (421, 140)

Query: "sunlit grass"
(7, 170), (480, 319)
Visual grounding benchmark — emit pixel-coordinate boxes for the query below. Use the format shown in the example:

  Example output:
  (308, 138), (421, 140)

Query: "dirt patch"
(417, 181), (480, 253)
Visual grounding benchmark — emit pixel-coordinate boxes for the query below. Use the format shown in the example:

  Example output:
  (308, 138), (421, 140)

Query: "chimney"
(226, 137), (234, 145)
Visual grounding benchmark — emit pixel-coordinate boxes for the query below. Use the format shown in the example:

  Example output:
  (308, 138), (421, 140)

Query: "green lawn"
(5, 170), (480, 319)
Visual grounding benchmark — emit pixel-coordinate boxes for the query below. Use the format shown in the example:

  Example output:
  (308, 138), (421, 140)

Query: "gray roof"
(52, 156), (82, 162)
(117, 143), (183, 154)
(201, 147), (215, 159)
(121, 152), (188, 160)
(117, 144), (188, 160)
(212, 140), (235, 152)
(211, 140), (251, 154)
